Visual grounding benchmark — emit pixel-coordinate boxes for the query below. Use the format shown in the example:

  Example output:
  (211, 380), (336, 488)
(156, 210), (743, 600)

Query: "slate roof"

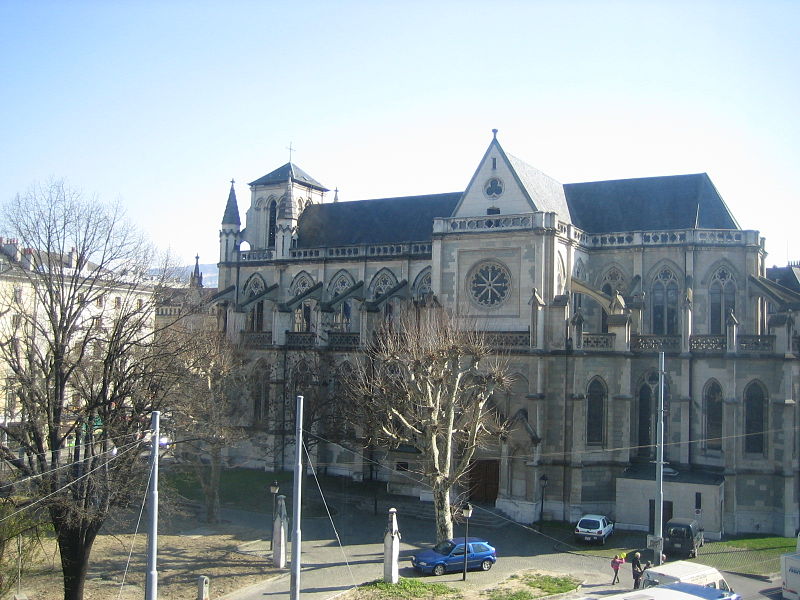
(296, 193), (462, 248)
(620, 462), (724, 486)
(766, 265), (800, 293)
(222, 182), (240, 226)
(563, 173), (739, 234)
(249, 162), (328, 192)
(506, 152), (571, 221)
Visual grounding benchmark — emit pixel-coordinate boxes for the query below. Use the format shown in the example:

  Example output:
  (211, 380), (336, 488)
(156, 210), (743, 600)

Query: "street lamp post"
(539, 473), (548, 530)
(269, 480), (279, 550)
(462, 503), (473, 581)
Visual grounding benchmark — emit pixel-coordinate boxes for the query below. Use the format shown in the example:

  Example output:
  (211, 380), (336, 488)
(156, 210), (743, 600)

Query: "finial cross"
(287, 142), (296, 162)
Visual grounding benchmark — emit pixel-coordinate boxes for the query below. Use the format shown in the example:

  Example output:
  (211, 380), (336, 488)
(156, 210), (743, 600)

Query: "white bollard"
(383, 507), (401, 584)
(197, 576), (210, 600)
(273, 494), (288, 569)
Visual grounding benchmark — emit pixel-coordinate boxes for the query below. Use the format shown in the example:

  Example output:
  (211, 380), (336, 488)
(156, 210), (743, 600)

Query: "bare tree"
(0, 181), (183, 600)
(346, 305), (510, 542)
(170, 330), (247, 523)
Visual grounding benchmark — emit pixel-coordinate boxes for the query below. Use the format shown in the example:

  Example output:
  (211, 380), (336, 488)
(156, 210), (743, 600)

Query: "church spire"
(190, 254), (203, 288)
(221, 179), (241, 226)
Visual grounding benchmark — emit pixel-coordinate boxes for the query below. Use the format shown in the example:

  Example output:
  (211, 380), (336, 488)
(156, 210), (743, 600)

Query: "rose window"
(469, 261), (511, 306)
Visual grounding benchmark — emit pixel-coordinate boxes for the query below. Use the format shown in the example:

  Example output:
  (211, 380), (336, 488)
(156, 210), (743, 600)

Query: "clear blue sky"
(1, 1), (798, 270)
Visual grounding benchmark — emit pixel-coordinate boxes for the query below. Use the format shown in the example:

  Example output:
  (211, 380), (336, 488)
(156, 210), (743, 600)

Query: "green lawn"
(540, 521), (794, 577)
(164, 466), (293, 513)
(354, 578), (460, 599)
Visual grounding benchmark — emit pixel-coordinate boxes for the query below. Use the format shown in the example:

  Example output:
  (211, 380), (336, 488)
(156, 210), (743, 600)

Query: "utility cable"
(0, 436), (145, 493)
(302, 440), (359, 594)
(0, 442), (142, 523)
(116, 454), (153, 600)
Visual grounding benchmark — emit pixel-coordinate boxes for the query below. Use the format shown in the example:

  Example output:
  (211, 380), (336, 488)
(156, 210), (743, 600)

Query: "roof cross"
(287, 142), (296, 163)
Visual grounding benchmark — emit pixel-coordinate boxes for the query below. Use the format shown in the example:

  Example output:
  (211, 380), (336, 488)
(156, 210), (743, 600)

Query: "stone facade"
(215, 133), (800, 537)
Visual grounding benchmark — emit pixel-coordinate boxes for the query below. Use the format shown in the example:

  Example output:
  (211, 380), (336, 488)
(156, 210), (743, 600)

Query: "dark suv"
(664, 517), (704, 558)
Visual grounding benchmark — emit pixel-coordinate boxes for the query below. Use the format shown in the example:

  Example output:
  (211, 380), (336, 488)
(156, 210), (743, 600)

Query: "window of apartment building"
(114, 297), (122, 309)
(12, 287), (22, 303)
(95, 295), (104, 308)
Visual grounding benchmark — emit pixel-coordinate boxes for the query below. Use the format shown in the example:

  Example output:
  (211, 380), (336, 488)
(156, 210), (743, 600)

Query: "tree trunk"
(56, 524), (97, 600)
(432, 483), (453, 543)
(206, 446), (222, 523)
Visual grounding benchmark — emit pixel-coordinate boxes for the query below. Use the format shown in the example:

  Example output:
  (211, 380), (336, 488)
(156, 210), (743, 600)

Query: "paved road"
(219, 503), (782, 600)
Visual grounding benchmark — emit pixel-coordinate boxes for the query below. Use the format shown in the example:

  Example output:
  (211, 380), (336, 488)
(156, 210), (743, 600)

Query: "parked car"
(664, 518), (704, 558)
(411, 537), (496, 576)
(574, 514), (614, 544)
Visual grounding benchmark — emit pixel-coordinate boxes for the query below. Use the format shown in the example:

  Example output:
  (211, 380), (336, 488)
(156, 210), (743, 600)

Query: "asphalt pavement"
(216, 503), (778, 600)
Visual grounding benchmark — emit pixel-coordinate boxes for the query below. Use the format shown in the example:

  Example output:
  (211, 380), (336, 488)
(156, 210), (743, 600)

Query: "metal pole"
(655, 353), (665, 565)
(146, 411), (160, 600)
(462, 515), (469, 581)
(290, 395), (303, 600)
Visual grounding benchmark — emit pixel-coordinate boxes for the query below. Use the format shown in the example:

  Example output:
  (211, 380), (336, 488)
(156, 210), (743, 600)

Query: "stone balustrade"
(327, 332), (360, 350)
(631, 335), (681, 352)
(738, 335), (775, 354)
(690, 335), (727, 352)
(482, 331), (530, 349)
(241, 331), (273, 348)
(286, 331), (316, 348)
(581, 333), (615, 350)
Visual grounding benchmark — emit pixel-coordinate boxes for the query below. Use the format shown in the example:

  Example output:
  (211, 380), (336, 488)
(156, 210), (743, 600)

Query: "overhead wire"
(302, 440), (359, 595)
(0, 441), (143, 524)
(116, 452), (153, 600)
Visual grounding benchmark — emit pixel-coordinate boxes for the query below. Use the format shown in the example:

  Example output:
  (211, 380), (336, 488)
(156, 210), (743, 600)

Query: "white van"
(641, 561), (732, 592)
(580, 581), (741, 599)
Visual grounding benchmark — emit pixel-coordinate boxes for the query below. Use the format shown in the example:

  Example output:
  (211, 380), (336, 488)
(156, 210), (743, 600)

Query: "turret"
(219, 179), (240, 264)
(190, 254), (203, 288)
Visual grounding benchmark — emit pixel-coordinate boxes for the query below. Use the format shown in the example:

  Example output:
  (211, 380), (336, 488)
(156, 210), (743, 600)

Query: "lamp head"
(462, 503), (473, 518)
(539, 473), (548, 487)
(270, 480), (280, 494)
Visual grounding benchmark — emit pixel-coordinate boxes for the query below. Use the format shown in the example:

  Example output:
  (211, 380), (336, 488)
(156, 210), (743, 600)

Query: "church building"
(215, 131), (800, 538)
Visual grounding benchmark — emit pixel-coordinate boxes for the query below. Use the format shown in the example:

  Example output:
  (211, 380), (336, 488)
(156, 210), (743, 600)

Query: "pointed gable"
(451, 133), (571, 223)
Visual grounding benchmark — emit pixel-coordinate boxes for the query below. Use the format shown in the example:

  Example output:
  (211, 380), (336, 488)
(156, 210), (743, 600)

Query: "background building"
(216, 132), (800, 538)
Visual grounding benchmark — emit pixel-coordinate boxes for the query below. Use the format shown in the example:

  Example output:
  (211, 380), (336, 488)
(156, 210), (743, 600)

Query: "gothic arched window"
(703, 380), (723, 451)
(413, 269), (432, 301)
(635, 370), (669, 459)
(291, 272), (314, 297)
(652, 268), (679, 335)
(371, 270), (397, 299)
(267, 200), (277, 248)
(244, 275), (267, 333)
(586, 378), (606, 445)
(709, 267), (736, 335)
(250, 362), (270, 425)
(744, 381), (767, 454)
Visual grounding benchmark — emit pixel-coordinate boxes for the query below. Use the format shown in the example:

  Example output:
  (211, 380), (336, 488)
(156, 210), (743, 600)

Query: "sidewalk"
(218, 498), (624, 600)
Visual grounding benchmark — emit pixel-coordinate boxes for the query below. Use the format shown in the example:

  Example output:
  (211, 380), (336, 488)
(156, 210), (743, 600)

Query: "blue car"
(411, 537), (497, 576)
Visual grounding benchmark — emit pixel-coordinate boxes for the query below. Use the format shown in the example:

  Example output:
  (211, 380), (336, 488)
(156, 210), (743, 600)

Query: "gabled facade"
(216, 132), (800, 538)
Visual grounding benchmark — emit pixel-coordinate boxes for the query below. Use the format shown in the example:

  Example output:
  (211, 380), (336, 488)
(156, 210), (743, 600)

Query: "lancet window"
(709, 267), (736, 335)
(652, 268), (679, 335)
(703, 380), (723, 451)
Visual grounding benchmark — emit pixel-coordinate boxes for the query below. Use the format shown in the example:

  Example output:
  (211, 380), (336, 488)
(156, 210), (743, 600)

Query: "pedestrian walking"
(630, 552), (643, 589)
(610, 554), (625, 584)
